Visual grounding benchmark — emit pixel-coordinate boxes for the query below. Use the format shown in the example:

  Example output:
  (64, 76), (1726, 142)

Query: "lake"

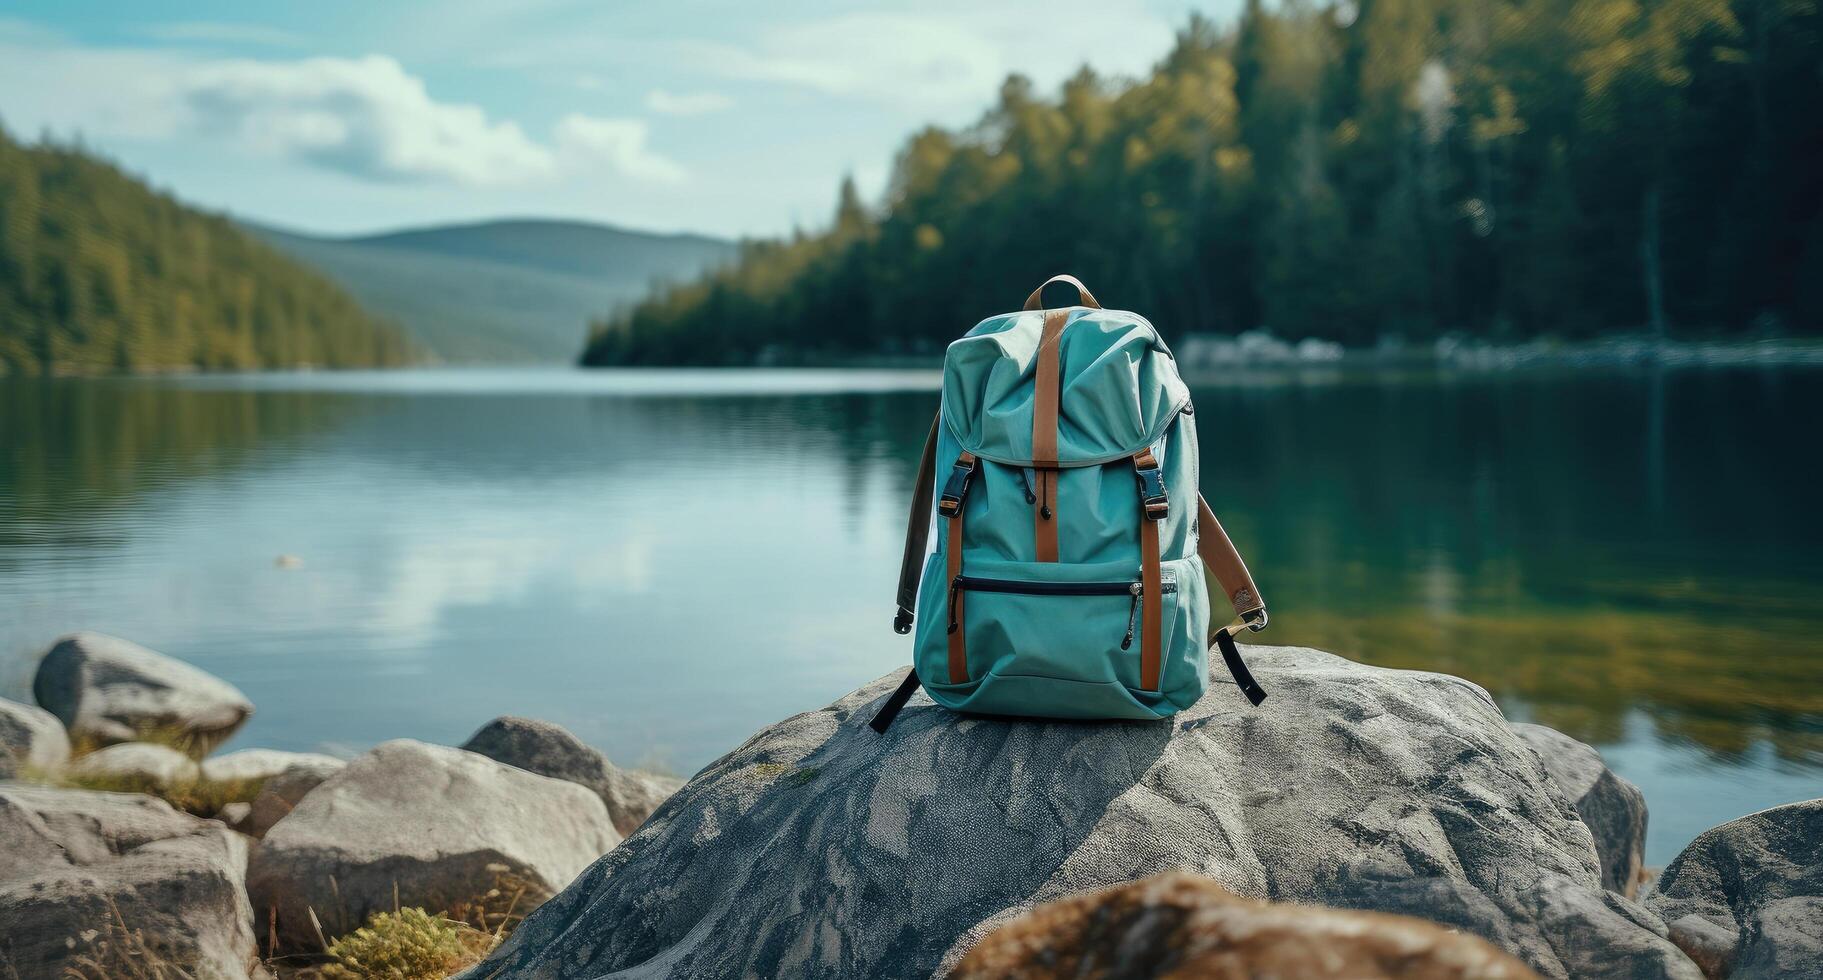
(1, 366), (1818, 864)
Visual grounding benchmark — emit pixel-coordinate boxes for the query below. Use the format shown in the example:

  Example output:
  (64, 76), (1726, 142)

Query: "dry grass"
(264, 867), (535, 979)
(59, 899), (197, 980)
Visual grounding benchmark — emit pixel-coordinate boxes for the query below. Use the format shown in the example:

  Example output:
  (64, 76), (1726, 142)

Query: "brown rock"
(953, 872), (1542, 980)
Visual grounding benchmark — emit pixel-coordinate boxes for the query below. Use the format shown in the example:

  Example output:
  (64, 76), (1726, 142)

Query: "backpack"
(871, 275), (1270, 733)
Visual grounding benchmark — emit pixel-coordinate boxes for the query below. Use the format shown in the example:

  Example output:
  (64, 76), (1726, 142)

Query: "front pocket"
(949, 575), (1177, 655)
(917, 557), (1184, 695)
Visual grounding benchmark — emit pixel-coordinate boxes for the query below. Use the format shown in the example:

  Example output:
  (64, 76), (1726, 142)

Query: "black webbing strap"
(1215, 629), (1268, 706)
(893, 415), (941, 634)
(868, 669), (922, 734)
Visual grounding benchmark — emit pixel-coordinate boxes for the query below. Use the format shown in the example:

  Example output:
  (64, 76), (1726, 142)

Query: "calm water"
(1, 366), (1818, 864)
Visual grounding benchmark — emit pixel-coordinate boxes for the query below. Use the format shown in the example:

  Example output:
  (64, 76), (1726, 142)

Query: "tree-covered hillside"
(584, 0), (1822, 365)
(253, 219), (733, 364)
(0, 127), (414, 374)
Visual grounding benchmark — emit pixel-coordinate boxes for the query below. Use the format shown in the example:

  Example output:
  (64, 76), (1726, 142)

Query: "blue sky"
(0, 1), (1238, 238)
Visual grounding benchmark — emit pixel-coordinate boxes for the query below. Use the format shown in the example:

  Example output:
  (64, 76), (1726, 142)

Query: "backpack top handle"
(1022, 274), (1102, 311)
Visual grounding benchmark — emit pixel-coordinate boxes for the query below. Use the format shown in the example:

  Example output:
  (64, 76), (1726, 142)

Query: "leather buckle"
(936, 455), (977, 518)
(1134, 459), (1168, 521)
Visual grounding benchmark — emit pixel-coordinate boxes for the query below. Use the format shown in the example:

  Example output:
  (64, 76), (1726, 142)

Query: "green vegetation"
(319, 909), (497, 980)
(585, 0), (1822, 365)
(0, 126), (415, 375)
(253, 220), (734, 364)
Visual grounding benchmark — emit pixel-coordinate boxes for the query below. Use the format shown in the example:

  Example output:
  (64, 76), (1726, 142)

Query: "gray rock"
(67, 741), (202, 789)
(218, 800), (253, 830)
(0, 783), (258, 979)
(460, 716), (684, 837)
(1646, 798), (1823, 979)
(33, 632), (253, 757)
(0, 696), (71, 778)
(1515, 722), (1649, 895)
(470, 647), (1701, 980)
(246, 738), (620, 950)
(240, 761), (341, 839)
(200, 747), (345, 784)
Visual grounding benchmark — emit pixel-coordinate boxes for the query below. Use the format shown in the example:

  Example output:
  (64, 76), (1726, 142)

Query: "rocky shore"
(2, 634), (1817, 979)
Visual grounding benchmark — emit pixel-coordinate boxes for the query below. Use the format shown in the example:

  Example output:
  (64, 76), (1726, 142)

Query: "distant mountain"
(0, 129), (414, 375)
(253, 219), (735, 364)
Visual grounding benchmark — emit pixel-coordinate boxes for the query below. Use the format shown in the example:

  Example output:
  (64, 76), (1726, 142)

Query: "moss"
(27, 767), (267, 821)
(319, 909), (495, 980)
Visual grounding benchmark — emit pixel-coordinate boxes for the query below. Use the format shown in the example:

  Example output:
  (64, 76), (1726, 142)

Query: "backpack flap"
(941, 307), (1190, 468)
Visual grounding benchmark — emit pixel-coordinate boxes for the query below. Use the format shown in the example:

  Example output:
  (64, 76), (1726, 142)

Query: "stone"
(0, 783), (258, 979)
(200, 747), (346, 784)
(1645, 798), (1823, 979)
(460, 716), (684, 837)
(240, 762), (340, 839)
(469, 648), (1702, 980)
(1515, 722), (1650, 895)
(67, 741), (202, 790)
(0, 696), (71, 778)
(33, 632), (253, 757)
(953, 870), (1542, 979)
(246, 738), (620, 950)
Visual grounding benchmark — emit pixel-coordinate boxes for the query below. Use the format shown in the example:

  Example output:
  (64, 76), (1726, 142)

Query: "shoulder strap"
(1197, 493), (1265, 624)
(1199, 492), (1268, 706)
(893, 414), (941, 633)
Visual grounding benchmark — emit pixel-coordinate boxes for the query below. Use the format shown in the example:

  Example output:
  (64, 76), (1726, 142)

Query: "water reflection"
(0, 366), (1816, 863)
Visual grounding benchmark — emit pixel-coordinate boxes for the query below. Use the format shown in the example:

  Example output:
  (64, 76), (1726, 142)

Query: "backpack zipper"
(948, 575), (1177, 649)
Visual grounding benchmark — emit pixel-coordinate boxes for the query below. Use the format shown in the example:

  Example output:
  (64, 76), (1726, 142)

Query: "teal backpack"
(871, 275), (1270, 733)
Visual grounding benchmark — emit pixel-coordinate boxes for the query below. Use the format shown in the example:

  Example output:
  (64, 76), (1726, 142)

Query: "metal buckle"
(1213, 608), (1269, 642)
(1134, 460), (1168, 521)
(936, 457), (977, 517)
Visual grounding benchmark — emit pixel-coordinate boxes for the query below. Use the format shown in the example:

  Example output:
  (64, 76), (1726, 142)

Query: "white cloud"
(644, 89), (733, 116)
(182, 55), (554, 184)
(554, 114), (686, 183)
(676, 4), (1175, 114)
(0, 32), (684, 188)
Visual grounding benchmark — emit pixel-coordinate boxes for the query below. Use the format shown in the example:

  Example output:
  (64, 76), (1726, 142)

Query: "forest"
(0, 126), (414, 375)
(584, 0), (1822, 365)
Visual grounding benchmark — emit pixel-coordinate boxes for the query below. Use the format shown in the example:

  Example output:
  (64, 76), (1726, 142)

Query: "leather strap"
(1136, 452), (1164, 692)
(1032, 308), (1067, 561)
(1022, 274), (1102, 312)
(1197, 493), (1266, 625)
(1198, 493), (1269, 705)
(893, 414), (941, 632)
(945, 450), (975, 683)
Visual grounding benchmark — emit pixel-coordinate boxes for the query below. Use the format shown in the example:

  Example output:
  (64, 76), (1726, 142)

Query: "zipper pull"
(1121, 583), (1141, 650)
(1038, 470), (1053, 519)
(947, 579), (962, 634)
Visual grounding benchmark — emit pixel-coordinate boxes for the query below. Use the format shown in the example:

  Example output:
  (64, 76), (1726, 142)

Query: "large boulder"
(67, 741), (202, 790)
(0, 696), (70, 778)
(460, 716), (684, 836)
(247, 738), (621, 950)
(470, 647), (1701, 980)
(33, 632), (253, 757)
(1515, 722), (1649, 895)
(1645, 798), (1823, 979)
(0, 783), (258, 978)
(953, 870), (1542, 979)
(200, 747), (345, 784)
